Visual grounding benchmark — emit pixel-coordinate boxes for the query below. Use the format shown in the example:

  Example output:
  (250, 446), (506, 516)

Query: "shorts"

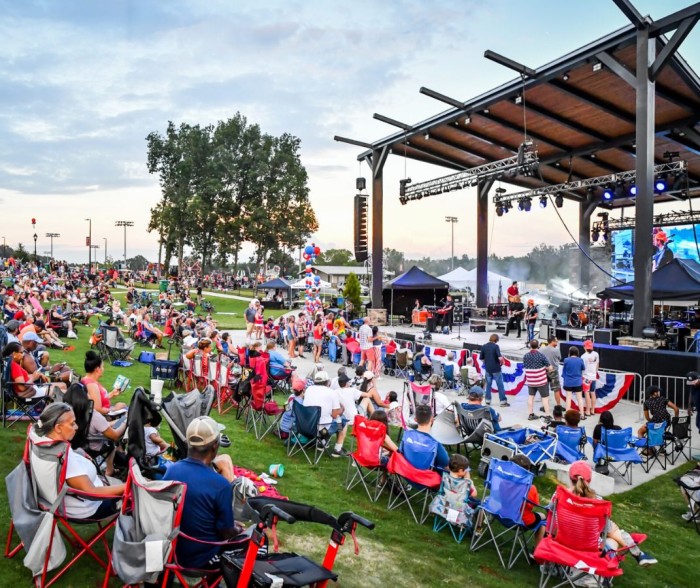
(523, 512), (544, 530)
(297, 336), (307, 345)
(528, 384), (550, 398)
(313, 338), (323, 346)
(565, 385), (583, 393)
(327, 418), (348, 435)
(547, 370), (561, 392)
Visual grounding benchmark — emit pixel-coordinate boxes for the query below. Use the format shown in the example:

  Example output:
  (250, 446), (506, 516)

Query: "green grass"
(0, 316), (697, 586)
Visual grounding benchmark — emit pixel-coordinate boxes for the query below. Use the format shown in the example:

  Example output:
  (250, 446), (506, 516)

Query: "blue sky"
(1, 0), (698, 263)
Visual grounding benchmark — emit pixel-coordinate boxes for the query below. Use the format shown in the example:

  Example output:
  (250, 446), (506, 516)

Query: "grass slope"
(0, 313), (697, 587)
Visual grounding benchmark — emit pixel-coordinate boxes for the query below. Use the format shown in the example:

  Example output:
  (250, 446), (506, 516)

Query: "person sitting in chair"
(303, 371), (349, 457)
(2, 341), (56, 399)
(638, 384), (679, 438)
(400, 404), (449, 471)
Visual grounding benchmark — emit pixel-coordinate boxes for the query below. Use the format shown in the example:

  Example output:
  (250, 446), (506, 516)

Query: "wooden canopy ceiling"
(358, 23), (700, 208)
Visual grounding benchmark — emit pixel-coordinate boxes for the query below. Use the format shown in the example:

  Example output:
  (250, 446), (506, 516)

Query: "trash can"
(159, 279), (168, 293)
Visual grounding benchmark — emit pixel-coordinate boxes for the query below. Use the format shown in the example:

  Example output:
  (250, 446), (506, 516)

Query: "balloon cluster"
(303, 243), (322, 314)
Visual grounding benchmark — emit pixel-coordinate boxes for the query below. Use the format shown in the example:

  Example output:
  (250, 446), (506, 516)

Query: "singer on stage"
(505, 296), (525, 338)
(439, 295), (455, 330)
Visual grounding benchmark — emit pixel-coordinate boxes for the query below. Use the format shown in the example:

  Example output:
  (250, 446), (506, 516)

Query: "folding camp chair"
(593, 427), (642, 485)
(412, 356), (431, 383)
(430, 472), (476, 543)
(633, 421), (667, 472)
(394, 349), (411, 380)
(406, 381), (435, 415)
(5, 428), (120, 588)
(102, 325), (136, 364)
(534, 485), (646, 588)
(245, 380), (283, 440)
(665, 415), (692, 465)
(470, 458), (545, 569)
(286, 403), (326, 464)
(214, 354), (236, 415)
(455, 405), (495, 456)
(1, 358), (50, 429)
(345, 415), (387, 502)
(386, 451), (441, 524)
(553, 425), (589, 464)
(111, 459), (186, 587)
(179, 354), (194, 391)
(675, 468), (700, 535)
(207, 356), (219, 390)
(191, 355), (206, 391)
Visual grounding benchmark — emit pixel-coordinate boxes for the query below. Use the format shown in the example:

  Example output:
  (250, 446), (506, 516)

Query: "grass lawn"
(0, 316), (697, 586)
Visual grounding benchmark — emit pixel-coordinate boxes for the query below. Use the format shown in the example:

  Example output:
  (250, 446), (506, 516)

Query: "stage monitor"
(611, 224), (700, 283)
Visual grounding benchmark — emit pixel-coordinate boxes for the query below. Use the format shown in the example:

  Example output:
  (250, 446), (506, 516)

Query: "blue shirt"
(479, 342), (502, 374)
(268, 349), (289, 375)
(460, 402), (502, 432)
(162, 458), (234, 568)
(399, 429), (449, 470)
(562, 357), (585, 388)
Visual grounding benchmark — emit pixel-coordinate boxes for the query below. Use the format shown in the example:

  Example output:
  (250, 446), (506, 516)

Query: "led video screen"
(610, 224), (700, 283)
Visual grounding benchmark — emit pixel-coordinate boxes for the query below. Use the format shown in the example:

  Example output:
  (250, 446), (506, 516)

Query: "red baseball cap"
(583, 340), (594, 350)
(569, 460), (592, 483)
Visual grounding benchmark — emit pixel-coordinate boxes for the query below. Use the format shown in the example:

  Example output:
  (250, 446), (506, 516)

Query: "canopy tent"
(290, 277), (333, 290)
(598, 258), (700, 301)
(257, 277), (293, 307)
(438, 267), (513, 302)
(437, 267), (472, 289)
(382, 266), (449, 324)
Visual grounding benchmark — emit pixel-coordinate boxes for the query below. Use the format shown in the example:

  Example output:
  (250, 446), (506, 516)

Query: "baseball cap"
(569, 460), (592, 483)
(468, 387), (484, 399)
(13, 310), (25, 320)
(314, 370), (330, 383)
(186, 416), (225, 447)
(23, 332), (43, 344)
(5, 319), (20, 332)
(363, 370), (375, 380)
(583, 340), (594, 350)
(337, 374), (350, 386)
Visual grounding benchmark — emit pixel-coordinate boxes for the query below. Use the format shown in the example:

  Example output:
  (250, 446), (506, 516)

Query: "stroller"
(223, 496), (374, 587)
(477, 427), (558, 478)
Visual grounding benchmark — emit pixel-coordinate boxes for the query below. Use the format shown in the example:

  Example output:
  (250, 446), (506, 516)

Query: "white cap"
(314, 371), (330, 383)
(186, 416), (225, 447)
(364, 371), (375, 380)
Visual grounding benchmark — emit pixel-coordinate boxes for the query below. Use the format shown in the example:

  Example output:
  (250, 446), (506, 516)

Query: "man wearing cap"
(303, 370), (349, 457)
(4, 319), (20, 345)
(21, 331), (72, 385)
(163, 416), (244, 570)
(652, 230), (673, 271)
(638, 384), (679, 439)
(581, 340), (600, 418)
(525, 299), (538, 342)
(459, 387), (502, 432)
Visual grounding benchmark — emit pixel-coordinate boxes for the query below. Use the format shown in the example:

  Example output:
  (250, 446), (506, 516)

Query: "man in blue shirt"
(400, 405), (449, 470)
(479, 334), (508, 407)
(266, 341), (292, 377)
(459, 387), (502, 432)
(163, 416), (243, 570)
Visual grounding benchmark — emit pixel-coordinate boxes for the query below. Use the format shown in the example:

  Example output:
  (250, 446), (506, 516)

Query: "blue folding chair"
(399, 429), (439, 471)
(593, 427), (642, 485)
(554, 426), (589, 464)
(286, 403), (325, 464)
(442, 363), (457, 390)
(470, 458), (545, 569)
(633, 421), (667, 473)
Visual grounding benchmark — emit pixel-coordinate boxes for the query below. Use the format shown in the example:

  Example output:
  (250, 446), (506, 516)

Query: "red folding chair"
(6, 428), (120, 588)
(245, 379), (283, 440)
(345, 415), (388, 502)
(534, 485), (646, 587)
(386, 452), (441, 525)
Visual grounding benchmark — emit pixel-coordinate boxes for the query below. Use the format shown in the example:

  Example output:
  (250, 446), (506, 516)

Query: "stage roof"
(357, 23), (700, 208)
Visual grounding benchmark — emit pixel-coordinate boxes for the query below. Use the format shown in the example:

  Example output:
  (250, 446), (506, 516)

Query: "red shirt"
(522, 485), (539, 526)
(507, 285), (519, 297)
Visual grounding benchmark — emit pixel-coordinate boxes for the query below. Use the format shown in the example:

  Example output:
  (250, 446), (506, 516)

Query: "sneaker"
(528, 413), (537, 421)
(500, 402), (510, 407)
(636, 552), (658, 566)
(331, 448), (349, 458)
(539, 407), (545, 412)
(682, 509), (695, 522)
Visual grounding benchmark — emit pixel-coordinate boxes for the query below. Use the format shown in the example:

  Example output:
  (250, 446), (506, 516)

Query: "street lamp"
(445, 216), (459, 270)
(115, 220), (134, 268)
(2, 235), (6, 258)
(31, 218), (37, 262)
(85, 218), (92, 269)
(45, 233), (60, 260)
(103, 237), (107, 264)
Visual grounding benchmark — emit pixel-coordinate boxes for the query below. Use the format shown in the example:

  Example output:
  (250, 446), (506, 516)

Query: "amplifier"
(487, 303), (508, 319)
(539, 324), (552, 341)
(594, 329), (621, 346)
(555, 327), (569, 341)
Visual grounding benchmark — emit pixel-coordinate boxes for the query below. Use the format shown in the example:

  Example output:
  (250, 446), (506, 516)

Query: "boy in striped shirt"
(523, 339), (552, 420)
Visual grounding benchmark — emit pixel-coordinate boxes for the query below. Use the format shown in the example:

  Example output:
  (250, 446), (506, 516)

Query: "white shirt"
(304, 384), (340, 426)
(64, 447), (104, 518)
(336, 386), (361, 423)
(359, 324), (373, 350)
(582, 350), (600, 380)
(144, 426), (162, 456)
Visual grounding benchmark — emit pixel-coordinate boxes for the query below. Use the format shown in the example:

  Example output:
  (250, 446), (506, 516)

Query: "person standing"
(358, 317), (373, 371)
(525, 299), (538, 342)
(523, 340), (551, 420)
(561, 347), (585, 415)
(507, 281), (520, 302)
(440, 295), (455, 331)
(581, 340), (600, 418)
(479, 334), (509, 407)
(504, 296), (524, 338)
(540, 336), (562, 406)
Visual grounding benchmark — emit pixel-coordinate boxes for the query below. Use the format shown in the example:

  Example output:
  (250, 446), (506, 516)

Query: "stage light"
(555, 192), (564, 208)
(562, 71), (570, 81)
(463, 116), (471, 125)
(514, 94), (523, 105)
(629, 184), (637, 196)
(518, 199), (524, 211)
(655, 177), (667, 192)
(399, 178), (411, 197)
(504, 201), (512, 213)
(593, 62), (603, 72)
(496, 205), (504, 217)
(539, 195), (547, 208)
(615, 180), (626, 197)
(523, 197), (532, 212)
(602, 185), (614, 201)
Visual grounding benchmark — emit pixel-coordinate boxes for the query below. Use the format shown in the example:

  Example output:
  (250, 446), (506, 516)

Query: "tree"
(383, 248), (405, 274)
(126, 255), (149, 271)
(344, 272), (362, 314)
(267, 249), (296, 276)
(316, 248), (357, 266)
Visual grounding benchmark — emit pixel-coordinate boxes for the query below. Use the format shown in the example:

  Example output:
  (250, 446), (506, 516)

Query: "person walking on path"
(479, 334), (509, 407)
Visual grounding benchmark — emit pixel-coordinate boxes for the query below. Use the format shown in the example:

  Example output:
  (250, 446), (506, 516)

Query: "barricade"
(642, 374), (690, 412)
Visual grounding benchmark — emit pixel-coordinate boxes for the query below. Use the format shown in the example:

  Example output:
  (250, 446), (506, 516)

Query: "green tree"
(316, 248), (357, 266)
(126, 255), (149, 271)
(383, 248), (405, 274)
(344, 272), (362, 314)
(267, 249), (296, 276)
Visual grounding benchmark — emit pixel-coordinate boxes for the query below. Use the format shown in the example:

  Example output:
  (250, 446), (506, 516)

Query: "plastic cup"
(150, 379), (165, 405)
(269, 464), (285, 478)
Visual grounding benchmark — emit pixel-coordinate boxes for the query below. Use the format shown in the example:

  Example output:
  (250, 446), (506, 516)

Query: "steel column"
(578, 199), (597, 289)
(476, 179), (493, 308)
(371, 147), (389, 309)
(632, 26), (656, 337)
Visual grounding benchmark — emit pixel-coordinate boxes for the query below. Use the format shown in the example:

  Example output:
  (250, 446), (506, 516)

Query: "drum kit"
(568, 300), (607, 329)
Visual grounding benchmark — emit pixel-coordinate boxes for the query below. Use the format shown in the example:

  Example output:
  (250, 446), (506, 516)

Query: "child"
(368, 410), (398, 465)
(385, 391), (402, 426)
(254, 306), (264, 340)
(312, 318), (324, 363)
(279, 378), (305, 440)
(510, 454), (546, 546)
(430, 453), (478, 531)
(568, 460), (657, 566)
(144, 414), (171, 476)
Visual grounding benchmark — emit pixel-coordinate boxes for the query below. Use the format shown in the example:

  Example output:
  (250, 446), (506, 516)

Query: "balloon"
(31, 218), (36, 225)
(303, 253), (310, 260)
(305, 267), (312, 273)
(314, 246), (320, 255)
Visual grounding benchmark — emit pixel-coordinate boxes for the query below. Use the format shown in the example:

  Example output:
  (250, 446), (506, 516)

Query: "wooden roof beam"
(548, 80), (636, 124)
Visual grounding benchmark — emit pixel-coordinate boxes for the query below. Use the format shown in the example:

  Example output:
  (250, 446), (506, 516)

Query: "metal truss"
(493, 160), (688, 205)
(401, 145), (538, 203)
(592, 208), (700, 234)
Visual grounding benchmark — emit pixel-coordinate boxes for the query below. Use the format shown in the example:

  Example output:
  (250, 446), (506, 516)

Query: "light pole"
(445, 216), (458, 270)
(85, 218), (92, 269)
(90, 244), (100, 263)
(1, 236), (6, 257)
(31, 218), (37, 262)
(103, 238), (107, 264)
(45, 233), (60, 259)
(115, 221), (134, 268)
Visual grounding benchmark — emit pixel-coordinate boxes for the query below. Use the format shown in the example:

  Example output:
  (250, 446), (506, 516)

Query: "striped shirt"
(523, 350), (550, 387)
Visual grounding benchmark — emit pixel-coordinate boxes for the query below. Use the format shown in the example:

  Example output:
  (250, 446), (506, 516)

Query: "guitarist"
(438, 295), (455, 330)
(505, 295), (525, 338)
(525, 299), (538, 342)
(507, 281), (520, 303)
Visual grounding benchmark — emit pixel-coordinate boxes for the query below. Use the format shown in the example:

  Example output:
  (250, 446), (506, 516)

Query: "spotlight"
(496, 205), (504, 217)
(562, 71), (570, 81)
(602, 185), (614, 201)
(463, 116), (471, 125)
(356, 177), (366, 191)
(554, 192), (563, 208)
(629, 184), (637, 196)
(523, 197), (532, 212)
(593, 62), (603, 72)
(514, 95), (523, 105)
(655, 177), (667, 192)
(504, 201), (512, 213)
(539, 195), (547, 208)
(399, 178), (411, 197)
(518, 199), (525, 211)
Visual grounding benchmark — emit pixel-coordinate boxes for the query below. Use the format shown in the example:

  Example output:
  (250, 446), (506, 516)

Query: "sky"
(1, 0), (699, 265)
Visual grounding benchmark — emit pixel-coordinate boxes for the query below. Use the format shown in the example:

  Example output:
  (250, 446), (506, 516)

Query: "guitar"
(507, 290), (530, 303)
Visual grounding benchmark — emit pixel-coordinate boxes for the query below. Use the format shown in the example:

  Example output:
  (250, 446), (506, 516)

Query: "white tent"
(437, 267), (472, 290)
(290, 277), (334, 290)
(438, 267), (514, 302)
